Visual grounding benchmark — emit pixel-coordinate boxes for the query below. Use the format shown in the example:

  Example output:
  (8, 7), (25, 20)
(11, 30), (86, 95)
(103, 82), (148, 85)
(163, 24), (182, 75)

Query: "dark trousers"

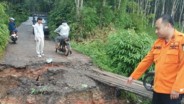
(152, 91), (182, 104)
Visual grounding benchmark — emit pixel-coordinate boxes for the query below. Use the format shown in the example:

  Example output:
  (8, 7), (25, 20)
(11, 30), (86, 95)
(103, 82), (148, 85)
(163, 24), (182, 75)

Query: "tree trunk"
(103, 0), (106, 6)
(75, 0), (79, 18)
(114, 0), (117, 11)
(152, 0), (159, 27)
(144, 0), (151, 16)
(179, 1), (184, 28)
(80, 0), (83, 9)
(118, 0), (121, 10)
(182, 21), (184, 32)
(171, 0), (179, 19)
(75, 0), (83, 20)
(161, 0), (165, 15)
(137, 0), (140, 14)
(138, 0), (143, 14)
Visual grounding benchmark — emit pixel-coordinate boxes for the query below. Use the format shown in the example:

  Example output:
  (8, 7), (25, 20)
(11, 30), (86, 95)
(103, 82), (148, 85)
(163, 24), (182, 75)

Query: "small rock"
(26, 96), (36, 104)
(0, 66), (6, 71)
(81, 84), (88, 88)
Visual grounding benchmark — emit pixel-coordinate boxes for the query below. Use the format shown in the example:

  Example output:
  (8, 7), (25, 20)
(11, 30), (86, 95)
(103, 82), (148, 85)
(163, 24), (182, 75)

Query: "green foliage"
(30, 86), (48, 95)
(115, 12), (149, 33)
(114, 0), (152, 33)
(127, 0), (139, 13)
(30, 88), (38, 95)
(71, 40), (111, 71)
(48, 0), (75, 39)
(121, 91), (151, 104)
(72, 29), (154, 76)
(129, 13), (148, 32)
(99, 6), (115, 27)
(6, 2), (29, 26)
(77, 7), (99, 38)
(81, 7), (98, 31)
(0, 3), (9, 56)
(115, 12), (131, 28)
(48, 0), (126, 40)
(106, 29), (153, 76)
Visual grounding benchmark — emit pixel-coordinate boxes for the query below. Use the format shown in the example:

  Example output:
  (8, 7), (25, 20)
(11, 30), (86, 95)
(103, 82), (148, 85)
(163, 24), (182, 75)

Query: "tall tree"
(152, 0), (159, 27)
(75, 0), (83, 20)
(161, 0), (166, 15)
(171, 0), (180, 19)
(179, 0), (184, 28)
(103, 0), (106, 6)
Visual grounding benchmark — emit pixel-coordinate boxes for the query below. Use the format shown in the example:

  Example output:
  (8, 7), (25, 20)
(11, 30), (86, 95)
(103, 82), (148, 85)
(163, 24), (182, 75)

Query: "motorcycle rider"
(8, 17), (18, 44)
(54, 20), (71, 54)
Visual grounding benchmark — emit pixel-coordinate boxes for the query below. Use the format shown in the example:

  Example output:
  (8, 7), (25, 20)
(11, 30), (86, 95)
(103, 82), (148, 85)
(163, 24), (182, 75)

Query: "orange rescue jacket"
(130, 30), (184, 94)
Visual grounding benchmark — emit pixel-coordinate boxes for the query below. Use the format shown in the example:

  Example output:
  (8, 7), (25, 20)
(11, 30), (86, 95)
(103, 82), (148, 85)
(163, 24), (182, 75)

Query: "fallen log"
(87, 68), (152, 99)
(87, 68), (184, 103)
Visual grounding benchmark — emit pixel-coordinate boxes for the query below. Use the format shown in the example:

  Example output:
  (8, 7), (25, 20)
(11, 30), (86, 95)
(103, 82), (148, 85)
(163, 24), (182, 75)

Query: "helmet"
(10, 17), (15, 21)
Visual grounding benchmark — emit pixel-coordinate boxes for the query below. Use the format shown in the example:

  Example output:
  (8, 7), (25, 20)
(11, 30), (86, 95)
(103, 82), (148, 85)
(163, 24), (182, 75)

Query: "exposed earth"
(0, 18), (128, 104)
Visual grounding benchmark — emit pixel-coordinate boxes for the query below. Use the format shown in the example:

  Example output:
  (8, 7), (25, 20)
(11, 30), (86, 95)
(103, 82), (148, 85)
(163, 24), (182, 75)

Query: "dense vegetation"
(46, 1), (155, 79)
(46, 0), (183, 77)
(0, 3), (9, 56)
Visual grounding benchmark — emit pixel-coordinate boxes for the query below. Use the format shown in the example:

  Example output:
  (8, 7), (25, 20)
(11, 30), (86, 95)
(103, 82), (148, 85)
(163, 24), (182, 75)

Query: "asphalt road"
(0, 17), (91, 68)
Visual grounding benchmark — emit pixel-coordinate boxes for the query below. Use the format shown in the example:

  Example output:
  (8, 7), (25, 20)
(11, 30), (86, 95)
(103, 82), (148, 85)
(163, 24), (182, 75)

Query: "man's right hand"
(127, 77), (134, 84)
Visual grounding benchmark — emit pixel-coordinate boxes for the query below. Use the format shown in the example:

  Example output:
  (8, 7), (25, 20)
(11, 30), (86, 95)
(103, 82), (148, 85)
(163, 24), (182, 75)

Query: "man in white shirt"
(33, 17), (45, 58)
(54, 20), (70, 49)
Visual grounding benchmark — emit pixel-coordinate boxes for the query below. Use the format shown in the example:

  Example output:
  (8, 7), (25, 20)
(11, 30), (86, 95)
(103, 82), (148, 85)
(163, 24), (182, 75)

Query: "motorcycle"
(143, 71), (154, 91)
(10, 30), (18, 44)
(55, 38), (72, 56)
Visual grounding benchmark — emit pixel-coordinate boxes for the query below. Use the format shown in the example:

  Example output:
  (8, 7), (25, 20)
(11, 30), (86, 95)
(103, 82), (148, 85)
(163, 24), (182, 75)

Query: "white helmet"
(10, 17), (15, 21)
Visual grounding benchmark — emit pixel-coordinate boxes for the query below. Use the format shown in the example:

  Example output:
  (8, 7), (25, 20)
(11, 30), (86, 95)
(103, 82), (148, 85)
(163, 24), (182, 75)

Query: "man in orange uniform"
(127, 14), (184, 104)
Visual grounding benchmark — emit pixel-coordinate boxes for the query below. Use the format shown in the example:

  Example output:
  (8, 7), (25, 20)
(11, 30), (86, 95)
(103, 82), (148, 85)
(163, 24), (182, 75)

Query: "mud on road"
(0, 18), (127, 104)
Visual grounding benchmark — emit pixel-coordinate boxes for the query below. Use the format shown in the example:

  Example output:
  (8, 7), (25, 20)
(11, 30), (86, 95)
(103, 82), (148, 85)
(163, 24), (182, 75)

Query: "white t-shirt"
(33, 23), (44, 38)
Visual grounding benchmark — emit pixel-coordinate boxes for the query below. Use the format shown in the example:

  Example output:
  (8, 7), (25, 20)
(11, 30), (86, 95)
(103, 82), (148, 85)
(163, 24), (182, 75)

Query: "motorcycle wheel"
(65, 45), (72, 56)
(143, 72), (154, 91)
(55, 48), (57, 53)
(65, 47), (69, 56)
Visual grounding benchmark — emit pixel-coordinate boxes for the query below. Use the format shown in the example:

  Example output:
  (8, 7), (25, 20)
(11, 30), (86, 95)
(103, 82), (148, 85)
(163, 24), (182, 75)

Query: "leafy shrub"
(121, 90), (151, 104)
(72, 29), (154, 76)
(6, 2), (29, 26)
(106, 29), (153, 76)
(71, 39), (111, 70)
(0, 3), (9, 56)
(99, 5), (115, 27)
(79, 7), (99, 38)
(48, 0), (75, 40)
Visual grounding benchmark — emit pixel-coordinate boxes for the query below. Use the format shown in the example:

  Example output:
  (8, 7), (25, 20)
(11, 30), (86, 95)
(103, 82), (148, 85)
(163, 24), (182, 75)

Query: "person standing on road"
(127, 14), (184, 104)
(33, 17), (44, 58)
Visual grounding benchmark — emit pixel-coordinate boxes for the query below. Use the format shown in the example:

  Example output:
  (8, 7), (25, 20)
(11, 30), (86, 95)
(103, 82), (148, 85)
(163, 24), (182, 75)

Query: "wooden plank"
(87, 68), (152, 99)
(87, 68), (184, 103)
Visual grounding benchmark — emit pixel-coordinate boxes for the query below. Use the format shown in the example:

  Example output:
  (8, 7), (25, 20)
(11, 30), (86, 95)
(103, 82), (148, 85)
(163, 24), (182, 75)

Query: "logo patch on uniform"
(170, 42), (179, 49)
(154, 46), (161, 49)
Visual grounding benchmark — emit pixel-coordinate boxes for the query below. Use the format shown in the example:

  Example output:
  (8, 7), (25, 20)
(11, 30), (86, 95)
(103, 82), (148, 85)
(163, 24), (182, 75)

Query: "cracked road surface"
(0, 17), (91, 68)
